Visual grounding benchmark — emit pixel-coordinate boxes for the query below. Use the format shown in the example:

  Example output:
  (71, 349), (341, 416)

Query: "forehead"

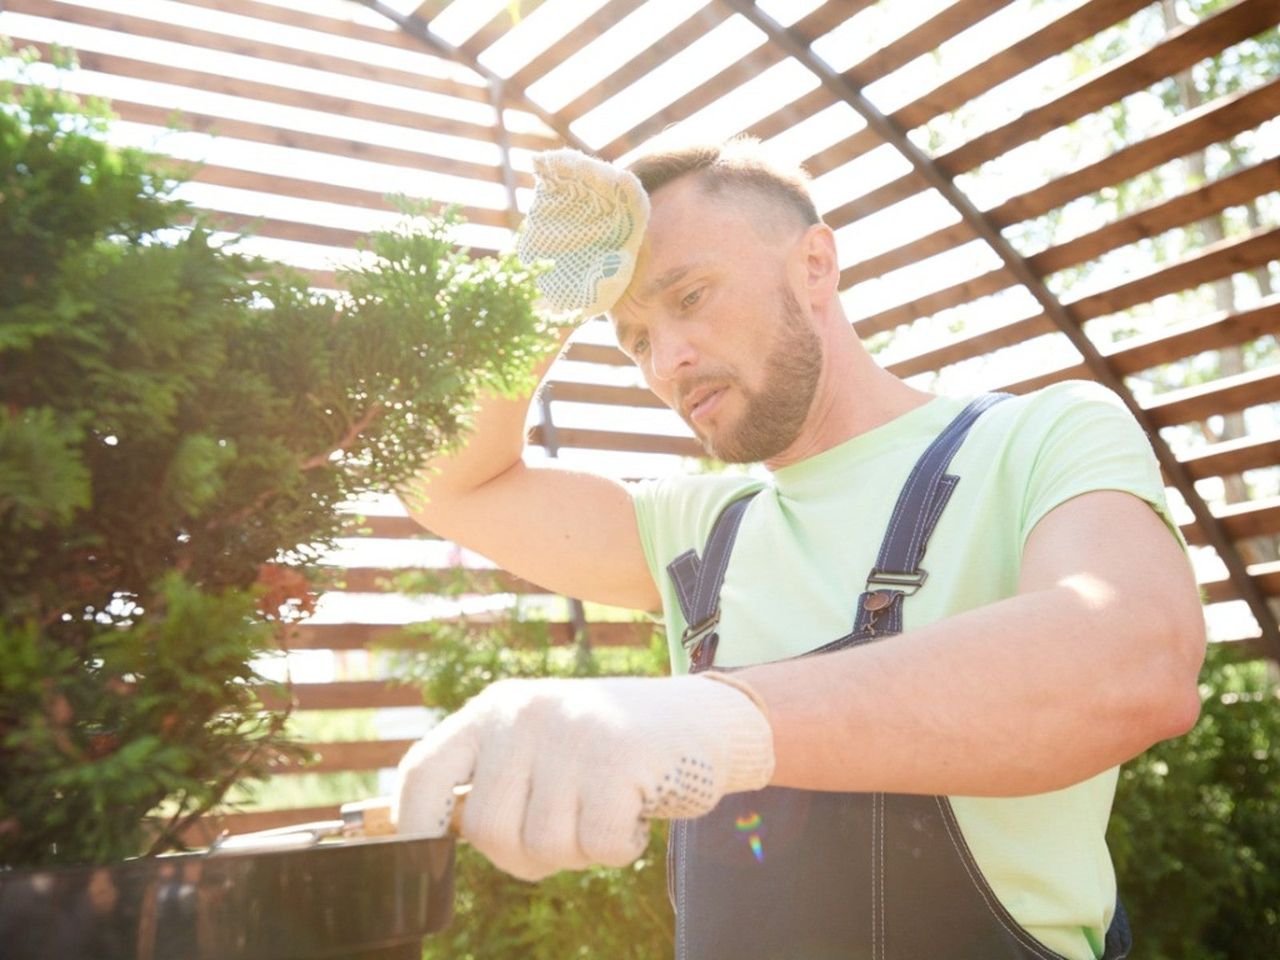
(621, 177), (771, 301)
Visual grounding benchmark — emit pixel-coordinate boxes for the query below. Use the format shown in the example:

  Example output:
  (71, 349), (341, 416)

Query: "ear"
(798, 223), (839, 310)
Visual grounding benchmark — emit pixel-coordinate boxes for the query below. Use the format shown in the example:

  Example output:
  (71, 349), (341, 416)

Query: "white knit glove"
(516, 148), (649, 319)
(393, 674), (774, 881)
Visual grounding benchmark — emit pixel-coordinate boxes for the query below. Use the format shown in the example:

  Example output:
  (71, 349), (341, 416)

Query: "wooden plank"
(527, 425), (703, 457)
(459, 6), (519, 60)
(329, 567), (540, 594)
(894, 0), (1152, 130)
(341, 514), (433, 539)
(840, 222), (978, 290)
(882, 293), (1280, 384)
(287, 620), (652, 650)
(182, 804), (344, 845)
(843, 0), (1015, 88)
(507, 0), (649, 92)
(882, 313), (1057, 380)
(7, 38), (553, 154)
(939, 0), (1280, 176)
(555, 5), (734, 126)
(787, 0), (1150, 173)
(13, 0), (495, 108)
(86, 94), (514, 186)
(180, 0), (485, 95)
(1065, 228), (1280, 323)
(1183, 496), (1280, 546)
(988, 77), (1280, 228)
(271, 739), (416, 775)
(1179, 433), (1280, 482)
(824, 76), (1280, 233)
(801, 0), (1015, 176)
(600, 41), (788, 160)
(1201, 560), (1280, 604)
(261, 681), (424, 711)
(189, 165), (511, 229)
(1144, 365), (1280, 428)
(792, 1), (878, 44)
(544, 380), (664, 409)
(563, 342), (631, 366)
(1028, 158), (1280, 276)
(822, 169), (937, 230)
(852, 267), (1015, 338)
(1103, 295), (1280, 374)
(187, 210), (498, 260)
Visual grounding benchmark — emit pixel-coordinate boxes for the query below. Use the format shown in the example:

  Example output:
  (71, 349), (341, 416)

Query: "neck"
(764, 322), (933, 471)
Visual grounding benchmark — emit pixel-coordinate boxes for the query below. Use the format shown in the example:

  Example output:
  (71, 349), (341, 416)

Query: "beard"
(682, 285), (823, 464)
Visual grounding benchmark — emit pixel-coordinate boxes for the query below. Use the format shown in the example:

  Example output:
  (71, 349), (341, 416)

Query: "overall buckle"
(865, 567), (929, 596)
(680, 608), (721, 652)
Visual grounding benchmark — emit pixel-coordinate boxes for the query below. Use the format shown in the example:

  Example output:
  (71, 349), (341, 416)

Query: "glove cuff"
(695, 673), (776, 794)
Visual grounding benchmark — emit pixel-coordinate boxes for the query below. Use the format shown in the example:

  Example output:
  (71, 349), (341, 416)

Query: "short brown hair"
(625, 137), (821, 231)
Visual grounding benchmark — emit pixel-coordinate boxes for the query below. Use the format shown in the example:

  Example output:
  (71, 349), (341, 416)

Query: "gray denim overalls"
(665, 394), (1132, 960)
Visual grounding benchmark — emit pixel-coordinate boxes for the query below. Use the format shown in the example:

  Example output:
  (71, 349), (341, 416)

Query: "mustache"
(675, 372), (736, 410)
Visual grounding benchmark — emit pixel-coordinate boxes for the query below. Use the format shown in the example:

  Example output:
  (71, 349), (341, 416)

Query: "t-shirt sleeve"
(1017, 380), (1183, 551)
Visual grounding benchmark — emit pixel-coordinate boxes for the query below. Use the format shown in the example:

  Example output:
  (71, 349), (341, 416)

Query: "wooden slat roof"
(5, 0), (1277, 660)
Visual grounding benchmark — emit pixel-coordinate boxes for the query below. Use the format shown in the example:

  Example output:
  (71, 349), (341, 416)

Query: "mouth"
(683, 385), (726, 424)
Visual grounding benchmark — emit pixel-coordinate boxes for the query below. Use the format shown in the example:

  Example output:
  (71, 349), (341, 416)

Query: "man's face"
(611, 176), (823, 464)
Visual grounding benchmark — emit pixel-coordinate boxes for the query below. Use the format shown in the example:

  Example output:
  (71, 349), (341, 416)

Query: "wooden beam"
(938, 0), (1280, 176)
(287, 620), (652, 650)
(76, 93), (514, 186)
(893, 0), (1152, 130)
(1178, 433), (1280, 482)
(880, 289), (1280, 384)
(554, 5), (734, 127)
(526, 425), (702, 457)
(178, 0), (487, 97)
(261, 681), (424, 711)
(543, 380), (665, 409)
(801, 0), (1015, 176)
(270, 739), (415, 775)
(1201, 560), (1280, 605)
(852, 267), (1015, 338)
(12, 0), (494, 106)
(600, 38), (787, 160)
(8, 38), (554, 154)
(1144, 365), (1280, 427)
(1065, 227), (1280, 322)
(988, 77), (1280, 228)
(840, 221), (978, 289)
(1183, 496), (1280, 546)
(1027, 157), (1280, 275)
(564, 342), (631, 366)
(506, 0), (649, 93)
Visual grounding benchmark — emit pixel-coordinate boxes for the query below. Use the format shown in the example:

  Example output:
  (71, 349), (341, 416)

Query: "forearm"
(743, 581), (1203, 797)
(397, 327), (572, 520)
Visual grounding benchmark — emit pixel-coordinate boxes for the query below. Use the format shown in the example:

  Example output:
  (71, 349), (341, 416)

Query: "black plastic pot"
(0, 835), (454, 960)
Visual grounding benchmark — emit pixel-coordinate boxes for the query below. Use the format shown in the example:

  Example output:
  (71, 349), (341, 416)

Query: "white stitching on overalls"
(934, 797), (1071, 960)
(668, 551), (699, 620)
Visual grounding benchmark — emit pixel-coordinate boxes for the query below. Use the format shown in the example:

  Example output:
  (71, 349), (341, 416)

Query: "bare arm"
(397, 334), (661, 612)
(742, 489), (1206, 796)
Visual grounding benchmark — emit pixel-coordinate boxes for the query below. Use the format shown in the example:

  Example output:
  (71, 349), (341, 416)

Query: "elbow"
(1132, 603), (1206, 747)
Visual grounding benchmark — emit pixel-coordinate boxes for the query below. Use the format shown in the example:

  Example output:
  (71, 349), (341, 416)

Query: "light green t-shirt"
(630, 380), (1181, 960)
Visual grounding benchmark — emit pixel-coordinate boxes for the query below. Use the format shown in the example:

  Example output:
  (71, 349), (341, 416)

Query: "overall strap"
(666, 491), (760, 669)
(851, 392), (1010, 638)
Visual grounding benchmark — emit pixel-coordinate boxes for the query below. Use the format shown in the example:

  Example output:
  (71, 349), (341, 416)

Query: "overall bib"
(664, 395), (1132, 960)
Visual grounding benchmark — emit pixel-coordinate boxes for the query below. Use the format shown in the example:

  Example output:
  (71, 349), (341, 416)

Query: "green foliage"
(1110, 646), (1280, 958)
(0, 55), (562, 868)
(381, 614), (675, 960)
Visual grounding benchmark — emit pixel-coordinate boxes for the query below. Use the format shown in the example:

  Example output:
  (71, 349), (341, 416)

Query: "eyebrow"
(642, 265), (696, 299)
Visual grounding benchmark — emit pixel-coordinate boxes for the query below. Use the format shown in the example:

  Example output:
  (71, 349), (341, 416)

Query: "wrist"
(693, 673), (776, 793)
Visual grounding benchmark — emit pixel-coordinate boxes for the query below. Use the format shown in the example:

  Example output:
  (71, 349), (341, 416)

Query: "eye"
(680, 287), (703, 310)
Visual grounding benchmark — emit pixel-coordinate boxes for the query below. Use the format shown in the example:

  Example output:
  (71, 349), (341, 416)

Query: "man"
(394, 140), (1205, 960)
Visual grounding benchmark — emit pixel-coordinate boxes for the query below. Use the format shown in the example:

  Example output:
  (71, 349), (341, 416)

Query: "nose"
(647, 323), (697, 383)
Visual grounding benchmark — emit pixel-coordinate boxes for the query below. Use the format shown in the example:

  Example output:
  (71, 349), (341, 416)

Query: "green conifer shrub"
(0, 50), (560, 869)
